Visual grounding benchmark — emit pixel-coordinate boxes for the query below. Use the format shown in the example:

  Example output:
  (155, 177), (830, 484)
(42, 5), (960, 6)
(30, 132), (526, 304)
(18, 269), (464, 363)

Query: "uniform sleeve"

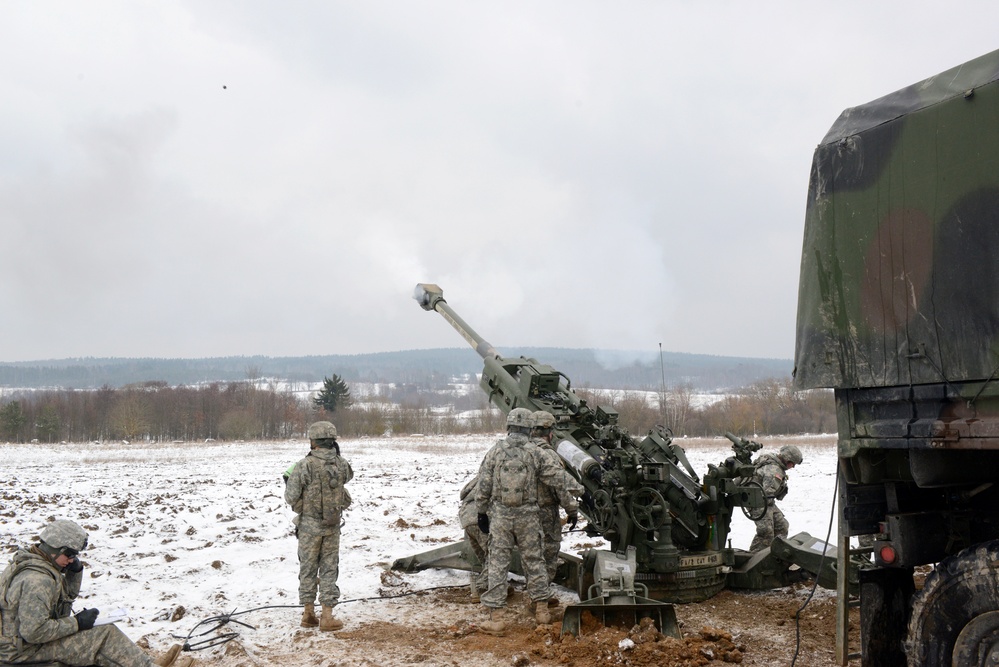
(10, 573), (78, 644)
(536, 448), (583, 511)
(284, 458), (308, 506)
(62, 567), (82, 611)
(459, 475), (478, 501)
(476, 447), (497, 514)
(342, 458), (354, 484)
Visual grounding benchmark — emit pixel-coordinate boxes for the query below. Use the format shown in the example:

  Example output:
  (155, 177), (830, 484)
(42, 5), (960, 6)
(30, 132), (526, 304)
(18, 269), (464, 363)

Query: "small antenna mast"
(659, 342), (668, 424)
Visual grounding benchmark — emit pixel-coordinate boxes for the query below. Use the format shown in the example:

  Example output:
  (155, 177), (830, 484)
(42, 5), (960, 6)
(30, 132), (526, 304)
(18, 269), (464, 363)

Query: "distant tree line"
(0, 382), (312, 443)
(576, 376), (835, 438)
(0, 376), (506, 443)
(0, 375), (832, 444)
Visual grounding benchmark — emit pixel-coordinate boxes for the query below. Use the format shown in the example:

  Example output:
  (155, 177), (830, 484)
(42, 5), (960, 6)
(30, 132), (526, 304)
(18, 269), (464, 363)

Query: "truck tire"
(907, 539), (999, 666)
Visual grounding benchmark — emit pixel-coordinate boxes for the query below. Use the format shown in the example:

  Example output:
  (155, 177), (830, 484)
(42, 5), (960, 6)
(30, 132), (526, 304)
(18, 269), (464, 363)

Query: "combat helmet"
(532, 410), (556, 430)
(506, 407), (534, 430)
(779, 445), (803, 466)
(39, 519), (89, 555)
(308, 421), (338, 440)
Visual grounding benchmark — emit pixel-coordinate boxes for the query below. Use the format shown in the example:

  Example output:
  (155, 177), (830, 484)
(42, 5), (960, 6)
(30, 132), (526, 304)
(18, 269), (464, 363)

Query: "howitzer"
(412, 283), (771, 602)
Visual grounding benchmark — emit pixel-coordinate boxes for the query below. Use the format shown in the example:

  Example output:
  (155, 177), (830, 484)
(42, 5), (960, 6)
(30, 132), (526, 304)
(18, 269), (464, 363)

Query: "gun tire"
(906, 539), (999, 667)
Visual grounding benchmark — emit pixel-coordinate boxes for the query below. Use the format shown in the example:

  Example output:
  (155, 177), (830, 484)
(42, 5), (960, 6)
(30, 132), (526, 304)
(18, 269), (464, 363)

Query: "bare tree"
(109, 392), (150, 442)
(659, 382), (694, 435)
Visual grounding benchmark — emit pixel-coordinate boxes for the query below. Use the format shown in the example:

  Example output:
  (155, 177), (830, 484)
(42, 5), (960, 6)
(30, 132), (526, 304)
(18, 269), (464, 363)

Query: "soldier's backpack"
(324, 457), (352, 512)
(496, 444), (534, 508)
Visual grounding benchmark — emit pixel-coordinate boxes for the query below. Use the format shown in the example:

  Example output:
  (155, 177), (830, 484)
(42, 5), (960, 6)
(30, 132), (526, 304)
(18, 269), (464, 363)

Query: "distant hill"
(0, 348), (792, 391)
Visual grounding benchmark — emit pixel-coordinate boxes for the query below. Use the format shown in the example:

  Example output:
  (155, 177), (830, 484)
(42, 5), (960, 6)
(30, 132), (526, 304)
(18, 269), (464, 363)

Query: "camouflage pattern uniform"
(532, 437), (583, 583)
(476, 431), (579, 609)
(0, 536), (155, 666)
(458, 476), (489, 597)
(749, 452), (791, 552)
(285, 447), (353, 608)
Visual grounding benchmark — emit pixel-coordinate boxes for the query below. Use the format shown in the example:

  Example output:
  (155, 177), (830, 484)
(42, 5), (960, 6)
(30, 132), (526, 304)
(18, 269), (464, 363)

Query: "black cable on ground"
(790, 466), (840, 667)
(175, 584), (465, 651)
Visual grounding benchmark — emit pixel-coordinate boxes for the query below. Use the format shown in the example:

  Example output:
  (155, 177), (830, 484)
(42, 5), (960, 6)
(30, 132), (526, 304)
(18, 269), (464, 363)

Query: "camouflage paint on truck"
(793, 48), (999, 667)
(795, 49), (999, 392)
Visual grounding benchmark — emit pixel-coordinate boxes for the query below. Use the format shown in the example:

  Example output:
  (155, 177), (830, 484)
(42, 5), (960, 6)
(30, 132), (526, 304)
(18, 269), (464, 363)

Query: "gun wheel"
(740, 481), (767, 521)
(907, 539), (999, 666)
(589, 489), (615, 533)
(629, 487), (668, 531)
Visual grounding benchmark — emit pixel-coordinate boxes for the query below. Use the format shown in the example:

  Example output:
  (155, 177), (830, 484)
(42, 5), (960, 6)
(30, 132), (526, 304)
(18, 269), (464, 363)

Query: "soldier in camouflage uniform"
(458, 475), (489, 601)
(476, 408), (581, 634)
(285, 421), (353, 632)
(0, 519), (191, 667)
(530, 410), (582, 600)
(749, 445), (803, 552)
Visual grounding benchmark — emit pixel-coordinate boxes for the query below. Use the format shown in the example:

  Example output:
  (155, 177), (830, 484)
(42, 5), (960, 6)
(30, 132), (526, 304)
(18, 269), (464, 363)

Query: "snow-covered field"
(1, 434), (838, 663)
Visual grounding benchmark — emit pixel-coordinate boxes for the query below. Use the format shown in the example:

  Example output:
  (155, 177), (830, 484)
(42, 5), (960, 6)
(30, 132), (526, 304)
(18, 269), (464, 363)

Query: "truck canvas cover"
(794, 48), (999, 390)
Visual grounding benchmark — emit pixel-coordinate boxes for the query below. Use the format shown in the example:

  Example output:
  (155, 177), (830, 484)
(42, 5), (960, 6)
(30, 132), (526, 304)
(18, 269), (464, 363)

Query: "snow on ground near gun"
(1, 434), (839, 665)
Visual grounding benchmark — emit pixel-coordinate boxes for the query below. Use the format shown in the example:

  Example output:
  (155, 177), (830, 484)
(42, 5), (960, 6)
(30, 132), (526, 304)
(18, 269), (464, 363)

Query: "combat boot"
(300, 603), (319, 628)
(533, 600), (551, 625)
(480, 607), (508, 636)
(469, 575), (480, 602)
(320, 605), (343, 631)
(154, 644), (183, 667)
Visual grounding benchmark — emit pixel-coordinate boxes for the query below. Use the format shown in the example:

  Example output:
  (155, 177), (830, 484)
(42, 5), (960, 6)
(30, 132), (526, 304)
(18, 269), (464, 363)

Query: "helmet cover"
(506, 408), (534, 429)
(39, 519), (89, 553)
(779, 444), (803, 465)
(531, 410), (556, 429)
(308, 421), (338, 440)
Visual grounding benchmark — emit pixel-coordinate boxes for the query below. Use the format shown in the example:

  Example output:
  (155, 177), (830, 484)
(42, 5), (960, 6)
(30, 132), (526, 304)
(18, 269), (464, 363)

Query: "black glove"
(589, 466), (604, 484)
(580, 491), (594, 511)
(75, 608), (99, 631)
(66, 557), (84, 573)
(477, 513), (490, 534)
(567, 512), (578, 530)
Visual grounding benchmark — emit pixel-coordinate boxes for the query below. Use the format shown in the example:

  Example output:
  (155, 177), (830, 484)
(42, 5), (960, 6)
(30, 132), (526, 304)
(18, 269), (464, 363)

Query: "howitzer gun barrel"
(414, 283), (497, 360)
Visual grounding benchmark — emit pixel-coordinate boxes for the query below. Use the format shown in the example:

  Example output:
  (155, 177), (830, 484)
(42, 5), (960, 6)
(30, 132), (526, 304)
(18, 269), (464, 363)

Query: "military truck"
(793, 48), (999, 666)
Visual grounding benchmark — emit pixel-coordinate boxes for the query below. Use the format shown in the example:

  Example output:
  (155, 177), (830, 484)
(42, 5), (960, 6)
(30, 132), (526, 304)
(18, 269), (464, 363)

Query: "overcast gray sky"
(2, 2), (996, 363)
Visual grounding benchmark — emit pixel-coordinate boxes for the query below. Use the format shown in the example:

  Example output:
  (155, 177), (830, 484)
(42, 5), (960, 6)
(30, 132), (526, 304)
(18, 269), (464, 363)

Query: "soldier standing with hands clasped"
(749, 444), (803, 552)
(0, 519), (192, 667)
(476, 408), (581, 635)
(285, 421), (353, 632)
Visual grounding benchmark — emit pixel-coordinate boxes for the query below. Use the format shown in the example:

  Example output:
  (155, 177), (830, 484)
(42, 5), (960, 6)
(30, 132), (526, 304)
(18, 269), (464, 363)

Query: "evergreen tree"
(0, 401), (26, 442)
(313, 374), (353, 414)
(36, 405), (61, 442)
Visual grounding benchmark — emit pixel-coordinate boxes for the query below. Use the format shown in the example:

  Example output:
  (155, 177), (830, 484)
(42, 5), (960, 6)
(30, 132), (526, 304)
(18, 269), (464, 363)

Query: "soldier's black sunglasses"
(59, 536), (88, 558)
